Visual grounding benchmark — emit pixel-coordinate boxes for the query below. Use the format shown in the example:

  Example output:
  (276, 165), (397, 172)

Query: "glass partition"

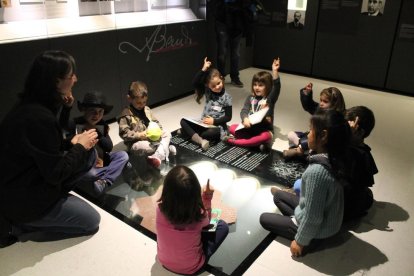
(0, 0), (205, 44)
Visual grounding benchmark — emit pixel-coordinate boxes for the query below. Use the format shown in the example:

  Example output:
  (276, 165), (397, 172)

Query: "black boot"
(0, 215), (17, 248)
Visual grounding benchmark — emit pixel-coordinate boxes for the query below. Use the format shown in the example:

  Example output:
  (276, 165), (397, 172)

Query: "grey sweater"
(294, 162), (344, 246)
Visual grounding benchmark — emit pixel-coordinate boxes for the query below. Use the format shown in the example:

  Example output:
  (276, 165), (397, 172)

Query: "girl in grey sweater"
(260, 109), (351, 257)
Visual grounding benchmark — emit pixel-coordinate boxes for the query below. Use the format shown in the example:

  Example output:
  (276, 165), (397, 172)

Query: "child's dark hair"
(320, 87), (346, 113)
(195, 68), (223, 104)
(128, 81), (148, 99)
(251, 71), (273, 97)
(310, 109), (351, 179)
(158, 165), (206, 225)
(345, 106), (375, 138)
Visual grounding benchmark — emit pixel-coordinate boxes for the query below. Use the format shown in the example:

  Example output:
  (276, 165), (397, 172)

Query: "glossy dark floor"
(75, 136), (305, 275)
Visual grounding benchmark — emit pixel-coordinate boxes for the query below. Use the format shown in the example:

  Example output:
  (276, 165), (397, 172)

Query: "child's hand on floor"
(290, 240), (304, 257)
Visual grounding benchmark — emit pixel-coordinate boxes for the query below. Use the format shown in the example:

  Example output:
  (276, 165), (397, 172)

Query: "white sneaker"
(169, 145), (177, 156)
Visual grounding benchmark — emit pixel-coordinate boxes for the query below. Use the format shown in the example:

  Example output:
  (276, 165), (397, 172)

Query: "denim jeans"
(85, 151), (129, 184)
(215, 21), (242, 81)
(13, 194), (101, 242)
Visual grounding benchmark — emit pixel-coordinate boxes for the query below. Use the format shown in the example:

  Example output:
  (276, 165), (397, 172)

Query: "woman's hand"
(62, 91), (75, 107)
(75, 129), (98, 150)
(202, 57), (212, 71)
(290, 240), (304, 257)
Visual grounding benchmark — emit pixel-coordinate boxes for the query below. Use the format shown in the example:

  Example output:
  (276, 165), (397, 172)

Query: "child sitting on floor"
(70, 91), (129, 196)
(118, 80), (176, 169)
(179, 57), (232, 151)
(224, 57), (281, 151)
(343, 105), (378, 221)
(283, 83), (346, 159)
(261, 109), (351, 257)
(156, 165), (229, 274)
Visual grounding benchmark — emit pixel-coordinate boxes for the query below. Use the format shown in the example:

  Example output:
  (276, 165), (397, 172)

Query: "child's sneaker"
(93, 179), (109, 196)
(147, 155), (161, 169)
(169, 145), (177, 156)
(222, 134), (234, 143)
(259, 143), (271, 152)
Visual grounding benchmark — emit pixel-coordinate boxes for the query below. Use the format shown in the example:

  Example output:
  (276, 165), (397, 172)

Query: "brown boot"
(191, 134), (209, 151)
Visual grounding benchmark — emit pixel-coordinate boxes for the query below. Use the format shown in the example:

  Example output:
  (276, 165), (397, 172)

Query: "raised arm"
(300, 82), (318, 114)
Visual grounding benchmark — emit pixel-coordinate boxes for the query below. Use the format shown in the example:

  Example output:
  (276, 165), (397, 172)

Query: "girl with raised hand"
(156, 165), (229, 274)
(179, 57), (232, 151)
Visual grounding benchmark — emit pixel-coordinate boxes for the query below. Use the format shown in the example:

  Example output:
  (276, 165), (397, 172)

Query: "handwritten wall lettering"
(118, 25), (196, 62)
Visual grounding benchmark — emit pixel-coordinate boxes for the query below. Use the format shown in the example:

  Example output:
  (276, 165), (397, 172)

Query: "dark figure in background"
(288, 11), (304, 30)
(0, 50), (101, 248)
(213, 0), (258, 88)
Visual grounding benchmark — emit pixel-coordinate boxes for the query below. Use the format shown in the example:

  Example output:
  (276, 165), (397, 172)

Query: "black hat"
(77, 91), (113, 115)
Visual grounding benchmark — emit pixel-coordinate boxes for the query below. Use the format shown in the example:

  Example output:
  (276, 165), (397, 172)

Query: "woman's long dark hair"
(158, 165), (206, 225)
(19, 50), (76, 113)
(310, 109), (351, 179)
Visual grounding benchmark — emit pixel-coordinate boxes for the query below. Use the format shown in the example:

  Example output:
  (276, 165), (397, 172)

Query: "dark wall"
(0, 21), (207, 121)
(253, 0), (413, 96)
(385, 0), (414, 93)
(253, 0), (319, 74)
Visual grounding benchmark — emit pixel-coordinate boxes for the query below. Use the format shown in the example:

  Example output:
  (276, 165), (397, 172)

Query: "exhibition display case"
(0, 0), (206, 43)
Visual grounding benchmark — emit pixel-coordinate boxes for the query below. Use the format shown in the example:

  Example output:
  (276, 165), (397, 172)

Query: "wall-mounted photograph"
(287, 10), (304, 30)
(19, 0), (44, 3)
(361, 0), (386, 16)
(1, 0), (12, 7)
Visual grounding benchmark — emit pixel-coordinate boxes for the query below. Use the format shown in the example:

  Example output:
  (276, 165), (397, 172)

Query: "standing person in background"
(213, 0), (258, 88)
(0, 50), (101, 248)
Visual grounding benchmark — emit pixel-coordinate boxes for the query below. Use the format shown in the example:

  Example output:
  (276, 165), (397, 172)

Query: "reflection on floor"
(75, 133), (305, 275)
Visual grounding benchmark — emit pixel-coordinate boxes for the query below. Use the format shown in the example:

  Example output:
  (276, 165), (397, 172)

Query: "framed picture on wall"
(1, 0), (12, 7)
(20, 0), (44, 3)
(287, 10), (305, 30)
(361, 0), (386, 16)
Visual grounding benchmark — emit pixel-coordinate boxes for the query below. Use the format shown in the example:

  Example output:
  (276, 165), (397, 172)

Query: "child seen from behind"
(156, 165), (229, 275)
(261, 109), (351, 257)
